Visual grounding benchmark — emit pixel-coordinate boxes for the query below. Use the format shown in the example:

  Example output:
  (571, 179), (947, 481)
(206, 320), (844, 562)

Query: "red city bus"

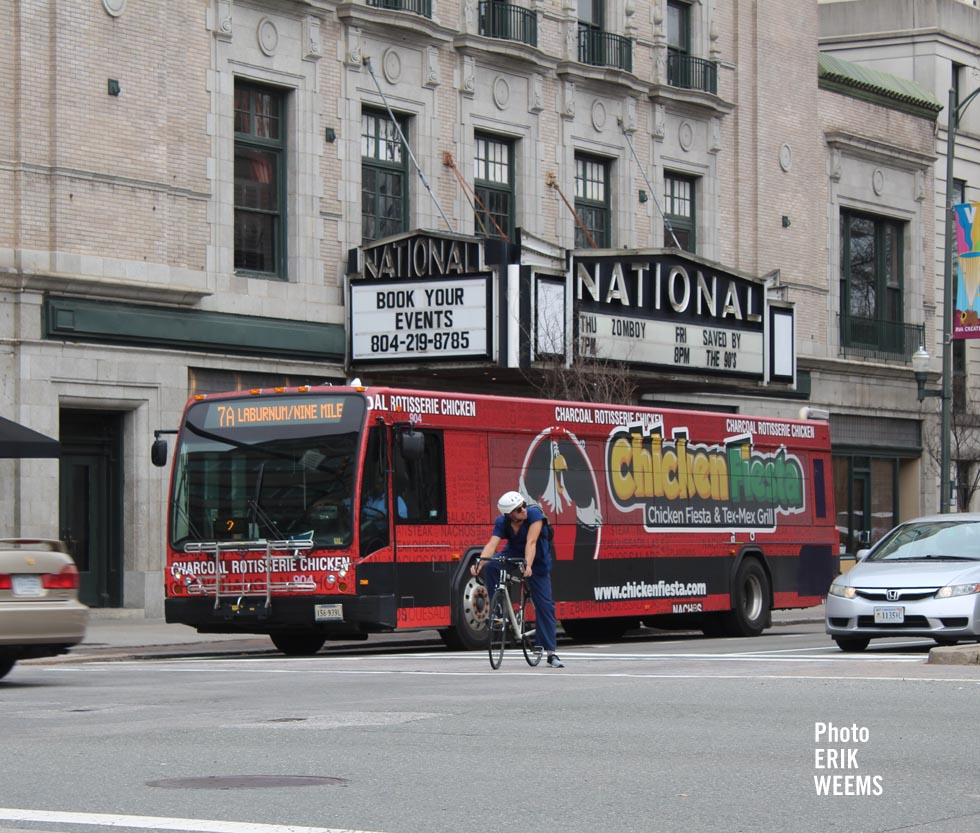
(154, 385), (837, 654)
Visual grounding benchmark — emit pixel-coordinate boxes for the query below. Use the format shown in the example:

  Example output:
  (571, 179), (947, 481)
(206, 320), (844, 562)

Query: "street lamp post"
(940, 85), (980, 513)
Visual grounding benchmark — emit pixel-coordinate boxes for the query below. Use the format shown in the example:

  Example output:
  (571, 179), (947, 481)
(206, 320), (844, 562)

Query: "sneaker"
(547, 654), (564, 668)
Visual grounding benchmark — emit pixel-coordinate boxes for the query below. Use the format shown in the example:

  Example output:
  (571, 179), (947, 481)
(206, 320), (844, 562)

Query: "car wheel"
(933, 637), (959, 647)
(833, 636), (870, 653)
(0, 656), (16, 681)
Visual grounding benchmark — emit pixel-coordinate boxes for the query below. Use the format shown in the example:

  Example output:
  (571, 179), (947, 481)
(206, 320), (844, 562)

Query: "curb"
(926, 644), (980, 666)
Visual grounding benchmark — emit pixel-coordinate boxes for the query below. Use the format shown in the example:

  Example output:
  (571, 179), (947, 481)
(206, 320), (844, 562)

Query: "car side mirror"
(855, 548), (870, 562)
(151, 438), (169, 467)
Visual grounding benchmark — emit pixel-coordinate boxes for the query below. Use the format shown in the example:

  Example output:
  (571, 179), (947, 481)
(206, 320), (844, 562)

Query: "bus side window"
(394, 428), (446, 524)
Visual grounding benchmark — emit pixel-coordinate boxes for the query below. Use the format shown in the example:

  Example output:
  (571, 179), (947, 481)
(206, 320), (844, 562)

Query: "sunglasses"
(511, 503), (527, 514)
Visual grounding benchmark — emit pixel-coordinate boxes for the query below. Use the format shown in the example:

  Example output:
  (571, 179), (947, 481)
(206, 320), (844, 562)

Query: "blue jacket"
(492, 505), (551, 575)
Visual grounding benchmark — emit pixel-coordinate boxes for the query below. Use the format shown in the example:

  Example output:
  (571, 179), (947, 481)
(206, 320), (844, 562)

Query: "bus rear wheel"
(719, 558), (771, 637)
(270, 632), (326, 656)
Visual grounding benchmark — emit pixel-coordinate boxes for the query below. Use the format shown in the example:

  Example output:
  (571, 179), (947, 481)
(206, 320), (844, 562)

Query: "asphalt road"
(5, 622), (980, 833)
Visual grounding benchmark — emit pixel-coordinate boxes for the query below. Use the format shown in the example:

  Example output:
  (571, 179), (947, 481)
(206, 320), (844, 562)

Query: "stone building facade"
(0, 0), (942, 614)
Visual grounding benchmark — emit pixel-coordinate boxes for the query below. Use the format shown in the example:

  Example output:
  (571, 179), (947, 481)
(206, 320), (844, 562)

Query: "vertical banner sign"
(954, 201), (980, 339)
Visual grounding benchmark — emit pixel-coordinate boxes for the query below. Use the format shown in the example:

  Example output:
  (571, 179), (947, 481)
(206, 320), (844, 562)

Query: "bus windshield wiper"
(248, 462), (286, 541)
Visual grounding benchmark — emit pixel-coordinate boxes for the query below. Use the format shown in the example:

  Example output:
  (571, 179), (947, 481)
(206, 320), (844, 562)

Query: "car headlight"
(936, 583), (980, 598)
(829, 582), (857, 599)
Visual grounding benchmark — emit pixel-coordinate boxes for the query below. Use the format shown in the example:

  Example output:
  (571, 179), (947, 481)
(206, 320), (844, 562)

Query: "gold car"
(0, 538), (89, 680)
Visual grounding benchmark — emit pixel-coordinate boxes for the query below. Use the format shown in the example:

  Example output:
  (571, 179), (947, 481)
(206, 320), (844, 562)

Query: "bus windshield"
(170, 394), (367, 550)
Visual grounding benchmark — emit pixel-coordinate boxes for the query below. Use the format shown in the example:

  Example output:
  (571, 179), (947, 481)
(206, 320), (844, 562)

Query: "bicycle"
(477, 556), (542, 669)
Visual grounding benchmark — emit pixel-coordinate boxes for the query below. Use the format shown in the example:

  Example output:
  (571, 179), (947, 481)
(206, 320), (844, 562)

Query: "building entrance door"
(58, 411), (124, 608)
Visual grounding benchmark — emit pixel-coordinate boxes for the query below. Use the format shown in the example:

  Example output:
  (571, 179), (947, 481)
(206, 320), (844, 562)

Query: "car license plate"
(874, 606), (905, 624)
(12, 575), (43, 597)
(314, 603), (343, 622)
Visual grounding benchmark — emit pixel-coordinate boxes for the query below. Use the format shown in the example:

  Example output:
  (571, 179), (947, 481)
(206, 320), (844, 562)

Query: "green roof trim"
(818, 53), (943, 117)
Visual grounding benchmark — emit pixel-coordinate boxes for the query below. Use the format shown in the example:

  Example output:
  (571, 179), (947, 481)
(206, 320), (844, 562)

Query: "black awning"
(0, 416), (60, 458)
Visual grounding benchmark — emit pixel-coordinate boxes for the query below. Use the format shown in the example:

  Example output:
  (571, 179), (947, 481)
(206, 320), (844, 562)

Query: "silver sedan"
(826, 514), (980, 651)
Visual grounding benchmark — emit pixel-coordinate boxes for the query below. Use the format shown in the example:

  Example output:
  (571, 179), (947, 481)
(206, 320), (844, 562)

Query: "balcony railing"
(838, 315), (924, 363)
(479, 2), (537, 47)
(578, 25), (632, 72)
(666, 50), (718, 94)
(367, 0), (432, 19)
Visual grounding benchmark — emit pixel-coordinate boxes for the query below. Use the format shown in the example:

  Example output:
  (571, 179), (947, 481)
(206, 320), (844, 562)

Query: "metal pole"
(940, 84), (980, 512)
(941, 87), (955, 513)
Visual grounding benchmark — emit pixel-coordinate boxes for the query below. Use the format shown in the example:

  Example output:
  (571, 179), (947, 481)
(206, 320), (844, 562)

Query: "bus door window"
(359, 427), (392, 556)
(393, 428), (446, 524)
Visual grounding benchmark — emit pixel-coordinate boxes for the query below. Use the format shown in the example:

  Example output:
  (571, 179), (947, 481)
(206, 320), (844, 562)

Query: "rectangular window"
(361, 110), (409, 244)
(574, 154), (610, 248)
(393, 429), (446, 524)
(954, 178), (967, 205)
(474, 134), (514, 241)
(234, 82), (286, 278)
(664, 173), (695, 252)
(667, 0), (690, 54)
(840, 210), (905, 353)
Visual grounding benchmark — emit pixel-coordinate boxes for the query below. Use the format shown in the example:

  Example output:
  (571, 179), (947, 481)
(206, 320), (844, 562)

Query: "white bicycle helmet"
(497, 490), (525, 515)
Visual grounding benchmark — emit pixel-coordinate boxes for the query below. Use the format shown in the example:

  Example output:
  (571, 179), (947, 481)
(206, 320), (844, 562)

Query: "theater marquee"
(574, 252), (768, 381)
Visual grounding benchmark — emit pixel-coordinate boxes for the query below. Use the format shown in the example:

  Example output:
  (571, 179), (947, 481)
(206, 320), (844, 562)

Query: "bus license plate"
(12, 575), (43, 597)
(315, 604), (343, 622)
(874, 606), (904, 624)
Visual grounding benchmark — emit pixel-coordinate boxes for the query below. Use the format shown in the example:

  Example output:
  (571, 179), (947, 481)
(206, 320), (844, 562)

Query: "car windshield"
(170, 394), (366, 549)
(867, 520), (980, 562)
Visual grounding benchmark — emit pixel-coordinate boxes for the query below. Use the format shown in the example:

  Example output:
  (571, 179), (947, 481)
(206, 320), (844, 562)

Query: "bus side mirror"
(151, 438), (169, 467)
(399, 430), (424, 462)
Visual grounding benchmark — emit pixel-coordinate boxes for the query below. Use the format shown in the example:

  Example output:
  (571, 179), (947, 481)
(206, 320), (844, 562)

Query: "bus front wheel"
(440, 568), (490, 651)
(270, 632), (326, 656)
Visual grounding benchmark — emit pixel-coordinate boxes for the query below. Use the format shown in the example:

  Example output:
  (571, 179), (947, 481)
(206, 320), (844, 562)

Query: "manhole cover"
(147, 775), (347, 790)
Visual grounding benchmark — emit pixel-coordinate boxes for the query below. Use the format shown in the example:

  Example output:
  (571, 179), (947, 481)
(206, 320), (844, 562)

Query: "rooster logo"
(518, 427), (602, 561)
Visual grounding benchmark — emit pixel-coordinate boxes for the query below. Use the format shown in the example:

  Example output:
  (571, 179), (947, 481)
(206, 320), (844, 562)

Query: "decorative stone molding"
(494, 76), (511, 111)
(463, 0), (478, 34)
(382, 48), (402, 84)
(214, 0), (233, 41)
(829, 148), (842, 182)
(622, 97), (637, 134)
(424, 47), (440, 89)
(872, 168), (885, 196)
(591, 100), (607, 132)
(779, 143), (792, 172)
(915, 169), (925, 202)
(529, 74), (544, 113)
(678, 120), (694, 152)
(653, 103), (666, 139)
(103, 0), (127, 17)
(303, 16), (322, 61)
(257, 17), (279, 57)
(461, 55), (476, 97)
(709, 16), (720, 61)
(560, 79), (576, 119)
(624, 0), (636, 37)
(345, 24), (363, 67)
(709, 118), (721, 153)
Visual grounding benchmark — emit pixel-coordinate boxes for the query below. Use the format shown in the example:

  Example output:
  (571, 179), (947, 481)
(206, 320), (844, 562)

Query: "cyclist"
(471, 490), (563, 668)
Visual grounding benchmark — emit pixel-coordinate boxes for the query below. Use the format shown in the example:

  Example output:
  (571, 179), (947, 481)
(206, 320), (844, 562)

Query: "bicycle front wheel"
(520, 591), (541, 666)
(488, 590), (507, 670)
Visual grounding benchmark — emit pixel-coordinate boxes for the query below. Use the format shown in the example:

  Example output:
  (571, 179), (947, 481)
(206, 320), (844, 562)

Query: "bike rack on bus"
(183, 539), (315, 609)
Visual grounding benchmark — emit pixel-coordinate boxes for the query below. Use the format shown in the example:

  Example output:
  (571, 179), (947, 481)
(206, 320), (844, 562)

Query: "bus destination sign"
(202, 396), (347, 429)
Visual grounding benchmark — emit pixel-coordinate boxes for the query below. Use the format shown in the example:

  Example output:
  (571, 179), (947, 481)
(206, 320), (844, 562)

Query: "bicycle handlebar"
(475, 555), (527, 571)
